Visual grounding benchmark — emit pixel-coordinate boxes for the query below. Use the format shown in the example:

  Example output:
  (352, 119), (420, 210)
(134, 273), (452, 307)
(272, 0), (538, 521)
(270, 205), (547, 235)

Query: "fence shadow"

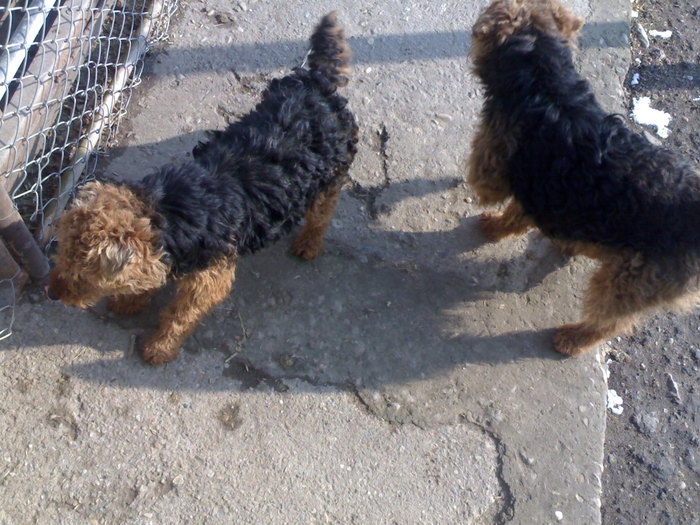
(141, 21), (630, 77)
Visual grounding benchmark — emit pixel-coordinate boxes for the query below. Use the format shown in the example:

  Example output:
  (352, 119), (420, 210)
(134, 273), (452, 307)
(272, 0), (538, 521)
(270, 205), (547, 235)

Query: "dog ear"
(99, 240), (133, 277)
(72, 181), (103, 208)
(570, 16), (584, 34)
(472, 0), (525, 44)
(554, 7), (584, 37)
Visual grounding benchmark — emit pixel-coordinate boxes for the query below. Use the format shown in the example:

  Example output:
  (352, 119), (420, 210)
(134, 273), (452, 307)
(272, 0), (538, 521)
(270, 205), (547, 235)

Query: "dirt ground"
(602, 0), (700, 523)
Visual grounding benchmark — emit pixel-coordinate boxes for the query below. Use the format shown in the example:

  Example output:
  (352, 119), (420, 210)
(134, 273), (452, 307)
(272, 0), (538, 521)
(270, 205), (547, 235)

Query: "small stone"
(519, 452), (535, 465)
(683, 449), (699, 473)
(666, 373), (682, 404)
(643, 130), (663, 146)
(215, 12), (236, 25)
(218, 403), (243, 431)
(651, 457), (676, 482)
(278, 354), (295, 369)
(172, 474), (184, 486)
(649, 47), (666, 61)
(631, 412), (659, 436)
(27, 292), (43, 304)
(635, 23), (650, 48)
(691, 348), (700, 362)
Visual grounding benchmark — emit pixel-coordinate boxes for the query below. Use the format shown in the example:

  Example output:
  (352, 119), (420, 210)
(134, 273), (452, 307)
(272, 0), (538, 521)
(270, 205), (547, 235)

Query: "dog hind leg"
(554, 254), (675, 355)
(291, 182), (343, 260)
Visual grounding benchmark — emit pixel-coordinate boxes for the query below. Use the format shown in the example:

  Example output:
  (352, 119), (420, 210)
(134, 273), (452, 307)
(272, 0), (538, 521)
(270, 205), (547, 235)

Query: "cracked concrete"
(0, 0), (631, 523)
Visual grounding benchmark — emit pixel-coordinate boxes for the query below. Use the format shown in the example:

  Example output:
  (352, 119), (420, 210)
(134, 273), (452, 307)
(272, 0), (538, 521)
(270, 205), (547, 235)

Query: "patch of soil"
(602, 1), (700, 523)
(626, 0), (700, 162)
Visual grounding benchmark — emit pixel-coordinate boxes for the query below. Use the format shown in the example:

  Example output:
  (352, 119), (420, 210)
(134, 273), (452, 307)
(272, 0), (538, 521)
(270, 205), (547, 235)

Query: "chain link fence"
(0, 0), (179, 340)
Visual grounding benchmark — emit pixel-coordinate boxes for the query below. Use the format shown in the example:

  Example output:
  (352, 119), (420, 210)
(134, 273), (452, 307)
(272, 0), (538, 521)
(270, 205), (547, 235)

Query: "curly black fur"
(129, 22), (357, 276)
(476, 28), (700, 260)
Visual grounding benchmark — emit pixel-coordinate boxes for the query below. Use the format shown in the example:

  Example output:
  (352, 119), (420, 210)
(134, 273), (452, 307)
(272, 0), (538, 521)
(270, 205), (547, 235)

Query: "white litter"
(649, 29), (673, 39)
(603, 358), (614, 381)
(631, 97), (672, 138)
(666, 373), (682, 404)
(631, 10), (638, 18)
(631, 73), (640, 86)
(607, 389), (624, 415)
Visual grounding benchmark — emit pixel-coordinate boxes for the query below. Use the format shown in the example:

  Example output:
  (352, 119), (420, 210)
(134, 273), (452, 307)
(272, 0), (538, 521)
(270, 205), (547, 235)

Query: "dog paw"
(290, 235), (323, 261)
(553, 324), (595, 356)
(479, 212), (507, 241)
(139, 335), (179, 365)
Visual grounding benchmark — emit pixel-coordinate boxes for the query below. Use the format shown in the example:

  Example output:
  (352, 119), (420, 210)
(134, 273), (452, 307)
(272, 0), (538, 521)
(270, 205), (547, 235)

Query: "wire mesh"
(0, 271), (17, 340)
(0, 0), (178, 340)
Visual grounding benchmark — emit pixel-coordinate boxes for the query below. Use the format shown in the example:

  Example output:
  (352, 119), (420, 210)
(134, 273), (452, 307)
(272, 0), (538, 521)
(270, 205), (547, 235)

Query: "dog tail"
(307, 11), (351, 87)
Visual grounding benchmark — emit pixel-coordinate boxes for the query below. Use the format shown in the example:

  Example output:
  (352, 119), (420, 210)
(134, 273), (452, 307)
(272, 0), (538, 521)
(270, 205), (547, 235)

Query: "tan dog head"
(47, 182), (168, 308)
(471, 0), (584, 64)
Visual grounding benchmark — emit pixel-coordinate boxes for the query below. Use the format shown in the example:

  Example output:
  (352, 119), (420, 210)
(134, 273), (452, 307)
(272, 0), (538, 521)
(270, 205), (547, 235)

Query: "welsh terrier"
(468, 0), (700, 355)
(47, 13), (358, 365)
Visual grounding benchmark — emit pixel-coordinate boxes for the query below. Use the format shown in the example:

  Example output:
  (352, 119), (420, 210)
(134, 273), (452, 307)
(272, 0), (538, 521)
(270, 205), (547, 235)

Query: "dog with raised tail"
(47, 12), (358, 365)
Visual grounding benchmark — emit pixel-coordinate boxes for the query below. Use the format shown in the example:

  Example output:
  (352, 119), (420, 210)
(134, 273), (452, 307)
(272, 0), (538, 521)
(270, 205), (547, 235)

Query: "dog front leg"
(140, 257), (236, 365)
(291, 182), (343, 260)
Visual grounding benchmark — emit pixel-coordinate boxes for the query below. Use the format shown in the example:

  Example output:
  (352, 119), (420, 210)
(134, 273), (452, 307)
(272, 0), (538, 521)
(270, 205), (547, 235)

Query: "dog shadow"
(17, 191), (580, 395)
(16, 125), (579, 394)
(20, 245), (571, 395)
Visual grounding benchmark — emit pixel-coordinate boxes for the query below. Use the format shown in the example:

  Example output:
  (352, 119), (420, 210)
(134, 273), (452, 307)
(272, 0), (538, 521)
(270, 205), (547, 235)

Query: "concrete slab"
(1, 0), (631, 523)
